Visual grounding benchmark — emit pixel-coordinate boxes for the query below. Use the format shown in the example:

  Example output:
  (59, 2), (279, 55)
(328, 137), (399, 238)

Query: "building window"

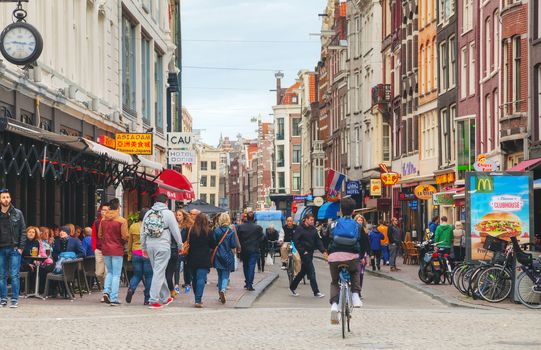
(141, 38), (151, 124)
(200, 193), (207, 202)
(538, 2), (541, 39)
(432, 39), (437, 89)
(154, 51), (164, 132)
(463, 0), (473, 33)
(383, 123), (390, 161)
(122, 16), (136, 114)
(210, 176), (216, 187)
(449, 36), (456, 88)
(292, 173), (301, 192)
(209, 194), (216, 206)
(200, 176), (207, 187)
(277, 118), (284, 140)
(420, 45), (425, 94)
(292, 144), (301, 163)
(292, 118), (301, 136)
(211, 161), (217, 170)
(450, 105), (456, 162)
(201, 161), (207, 171)
(469, 43), (475, 96)
(278, 172), (285, 190)
(494, 10), (500, 70)
(484, 17), (491, 77)
(456, 118), (476, 180)
(503, 40), (510, 115)
(441, 108), (449, 163)
(460, 47), (467, 99)
(493, 89), (499, 148)
(439, 0), (454, 23)
(440, 41), (448, 91)
(313, 158), (324, 188)
(513, 36), (522, 111)
(485, 94), (492, 151)
(277, 145), (285, 167)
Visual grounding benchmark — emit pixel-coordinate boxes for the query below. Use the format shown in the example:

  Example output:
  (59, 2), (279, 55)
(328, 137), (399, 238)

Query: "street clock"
(0, 0), (43, 66)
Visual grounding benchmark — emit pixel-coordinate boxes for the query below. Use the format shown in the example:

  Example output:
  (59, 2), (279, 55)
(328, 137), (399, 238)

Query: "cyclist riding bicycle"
(328, 197), (366, 325)
(279, 217), (300, 275)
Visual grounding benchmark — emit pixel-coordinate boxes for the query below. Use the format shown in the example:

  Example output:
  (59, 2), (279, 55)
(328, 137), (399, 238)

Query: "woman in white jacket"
(452, 221), (465, 261)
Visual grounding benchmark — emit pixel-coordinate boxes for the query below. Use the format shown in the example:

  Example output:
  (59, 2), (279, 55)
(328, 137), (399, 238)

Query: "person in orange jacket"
(377, 221), (390, 266)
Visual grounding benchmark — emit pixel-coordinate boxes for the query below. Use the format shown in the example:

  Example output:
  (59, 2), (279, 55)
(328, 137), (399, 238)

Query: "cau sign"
(167, 132), (195, 150)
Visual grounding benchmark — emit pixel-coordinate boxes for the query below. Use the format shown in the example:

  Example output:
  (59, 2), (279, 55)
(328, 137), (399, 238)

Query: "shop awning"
(317, 201), (340, 220)
(354, 207), (377, 215)
(158, 169), (195, 201)
(507, 157), (541, 171)
(82, 139), (133, 165)
(135, 155), (164, 171)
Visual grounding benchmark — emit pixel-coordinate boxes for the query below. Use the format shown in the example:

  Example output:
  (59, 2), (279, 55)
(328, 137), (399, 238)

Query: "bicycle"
(267, 240), (279, 265)
(337, 264), (353, 339)
(510, 236), (541, 309)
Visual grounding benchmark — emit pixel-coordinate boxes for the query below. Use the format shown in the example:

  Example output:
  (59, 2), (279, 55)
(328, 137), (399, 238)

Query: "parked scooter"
(418, 240), (445, 284)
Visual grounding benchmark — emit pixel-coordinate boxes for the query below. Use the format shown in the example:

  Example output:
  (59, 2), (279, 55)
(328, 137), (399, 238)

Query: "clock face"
(3, 26), (37, 60)
(0, 22), (43, 66)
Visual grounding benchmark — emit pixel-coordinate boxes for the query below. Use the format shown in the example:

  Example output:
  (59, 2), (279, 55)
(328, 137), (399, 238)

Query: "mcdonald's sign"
(475, 176), (494, 193)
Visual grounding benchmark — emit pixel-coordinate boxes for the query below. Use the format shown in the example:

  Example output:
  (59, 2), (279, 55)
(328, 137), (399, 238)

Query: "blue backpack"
(332, 217), (359, 246)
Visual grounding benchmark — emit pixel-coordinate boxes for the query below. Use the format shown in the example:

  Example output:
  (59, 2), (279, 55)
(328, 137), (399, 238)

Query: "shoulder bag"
(180, 228), (192, 257)
(210, 229), (230, 266)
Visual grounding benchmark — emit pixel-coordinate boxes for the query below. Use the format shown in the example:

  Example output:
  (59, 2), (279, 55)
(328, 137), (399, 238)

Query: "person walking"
(0, 188), (26, 308)
(368, 224), (384, 271)
(257, 224), (269, 273)
(434, 216), (453, 256)
(141, 193), (182, 309)
(377, 221), (390, 265)
(388, 217), (402, 272)
(126, 208), (152, 305)
(289, 213), (325, 298)
(236, 211), (264, 291)
(354, 214), (370, 294)
(92, 203), (109, 292)
(212, 213), (237, 304)
(428, 216), (440, 238)
(279, 217), (300, 274)
(98, 198), (129, 306)
(453, 221), (466, 262)
(186, 213), (216, 308)
(175, 209), (192, 294)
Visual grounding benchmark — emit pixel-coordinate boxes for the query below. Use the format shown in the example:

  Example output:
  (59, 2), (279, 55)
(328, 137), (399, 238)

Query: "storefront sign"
(435, 172), (455, 185)
(473, 154), (496, 172)
(380, 172), (400, 186)
(345, 181), (361, 195)
(115, 133), (153, 155)
(466, 172), (532, 261)
(408, 200), (418, 210)
(293, 195), (307, 201)
(313, 197), (324, 207)
(433, 192), (455, 206)
(97, 135), (116, 149)
(401, 162), (417, 177)
(399, 193), (416, 201)
(168, 150), (195, 165)
(370, 179), (382, 196)
(167, 132), (195, 150)
(414, 184), (437, 200)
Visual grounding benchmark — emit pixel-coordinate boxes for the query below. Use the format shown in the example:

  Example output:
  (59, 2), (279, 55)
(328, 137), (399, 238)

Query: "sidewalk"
(19, 267), (277, 309)
(366, 258), (527, 311)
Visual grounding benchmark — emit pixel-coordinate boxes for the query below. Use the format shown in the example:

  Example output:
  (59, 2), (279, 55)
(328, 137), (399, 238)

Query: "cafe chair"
(18, 272), (30, 296)
(82, 257), (100, 291)
(44, 259), (83, 300)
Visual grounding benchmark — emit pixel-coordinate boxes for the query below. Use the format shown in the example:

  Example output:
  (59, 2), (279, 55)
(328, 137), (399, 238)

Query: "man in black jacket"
(237, 211), (264, 291)
(388, 217), (402, 271)
(289, 213), (325, 298)
(0, 188), (26, 308)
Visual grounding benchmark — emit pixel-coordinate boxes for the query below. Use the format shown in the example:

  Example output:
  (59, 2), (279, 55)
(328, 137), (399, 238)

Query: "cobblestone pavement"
(1, 259), (540, 350)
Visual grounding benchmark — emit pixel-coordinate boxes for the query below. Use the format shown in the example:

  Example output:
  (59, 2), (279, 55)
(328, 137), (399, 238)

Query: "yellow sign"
(414, 184), (437, 200)
(115, 133), (153, 155)
(97, 135), (116, 149)
(435, 172), (455, 185)
(370, 179), (382, 196)
(475, 176), (494, 193)
(380, 172), (400, 186)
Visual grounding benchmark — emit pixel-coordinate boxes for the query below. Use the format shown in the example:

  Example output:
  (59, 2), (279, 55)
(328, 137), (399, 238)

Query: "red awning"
(507, 157), (541, 172)
(157, 169), (195, 201)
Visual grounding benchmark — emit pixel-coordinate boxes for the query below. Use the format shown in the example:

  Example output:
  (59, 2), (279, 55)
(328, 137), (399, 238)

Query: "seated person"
(328, 197), (367, 325)
(266, 224), (279, 242)
(81, 227), (94, 257)
(52, 226), (86, 262)
(21, 226), (54, 294)
(279, 217), (300, 274)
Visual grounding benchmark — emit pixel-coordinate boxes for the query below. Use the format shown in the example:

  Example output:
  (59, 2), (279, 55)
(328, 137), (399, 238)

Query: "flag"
(326, 168), (346, 195)
(291, 241), (297, 256)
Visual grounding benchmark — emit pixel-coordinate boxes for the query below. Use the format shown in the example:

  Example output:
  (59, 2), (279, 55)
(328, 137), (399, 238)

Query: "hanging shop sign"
(313, 196), (324, 207)
(378, 163), (400, 186)
(433, 192), (455, 206)
(435, 171), (456, 185)
(168, 150), (195, 165)
(97, 135), (116, 149)
(414, 184), (437, 200)
(370, 179), (382, 196)
(115, 133), (153, 155)
(473, 154), (496, 172)
(408, 200), (418, 210)
(345, 181), (361, 195)
(401, 161), (417, 177)
(167, 132), (196, 150)
(466, 172), (532, 261)
(399, 193), (416, 201)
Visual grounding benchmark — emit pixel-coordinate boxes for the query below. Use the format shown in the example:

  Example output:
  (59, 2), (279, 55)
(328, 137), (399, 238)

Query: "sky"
(181, 0), (327, 146)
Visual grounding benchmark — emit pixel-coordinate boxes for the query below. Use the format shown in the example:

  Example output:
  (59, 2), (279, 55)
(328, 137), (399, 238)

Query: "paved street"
(2, 258), (541, 350)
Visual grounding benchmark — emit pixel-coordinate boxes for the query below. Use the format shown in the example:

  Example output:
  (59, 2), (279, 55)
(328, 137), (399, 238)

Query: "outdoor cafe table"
(23, 256), (48, 300)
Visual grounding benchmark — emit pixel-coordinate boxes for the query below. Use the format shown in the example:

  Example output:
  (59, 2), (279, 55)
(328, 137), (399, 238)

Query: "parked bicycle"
(510, 236), (541, 309)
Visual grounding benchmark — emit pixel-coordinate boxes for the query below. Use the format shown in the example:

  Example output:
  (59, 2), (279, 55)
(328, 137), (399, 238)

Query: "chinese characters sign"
(115, 133), (153, 155)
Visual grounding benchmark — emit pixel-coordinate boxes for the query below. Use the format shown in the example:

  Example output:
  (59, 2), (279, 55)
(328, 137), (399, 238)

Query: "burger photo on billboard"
(474, 211), (522, 242)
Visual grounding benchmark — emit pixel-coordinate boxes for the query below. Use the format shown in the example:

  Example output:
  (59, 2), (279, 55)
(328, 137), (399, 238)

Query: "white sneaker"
(352, 292), (363, 308)
(330, 303), (339, 325)
(314, 292), (325, 298)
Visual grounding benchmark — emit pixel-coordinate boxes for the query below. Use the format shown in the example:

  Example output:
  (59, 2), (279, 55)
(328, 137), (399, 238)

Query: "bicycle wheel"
(516, 271), (541, 309)
(467, 266), (487, 298)
(477, 266), (512, 303)
(341, 286), (347, 339)
(460, 266), (476, 295)
(452, 265), (465, 292)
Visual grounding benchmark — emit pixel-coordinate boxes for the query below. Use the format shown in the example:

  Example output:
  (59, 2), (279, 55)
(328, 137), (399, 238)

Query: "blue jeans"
(103, 255), (123, 303)
(0, 247), (21, 303)
(381, 245), (389, 263)
(241, 252), (259, 289)
(217, 268), (230, 292)
(191, 268), (209, 304)
(129, 254), (153, 303)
